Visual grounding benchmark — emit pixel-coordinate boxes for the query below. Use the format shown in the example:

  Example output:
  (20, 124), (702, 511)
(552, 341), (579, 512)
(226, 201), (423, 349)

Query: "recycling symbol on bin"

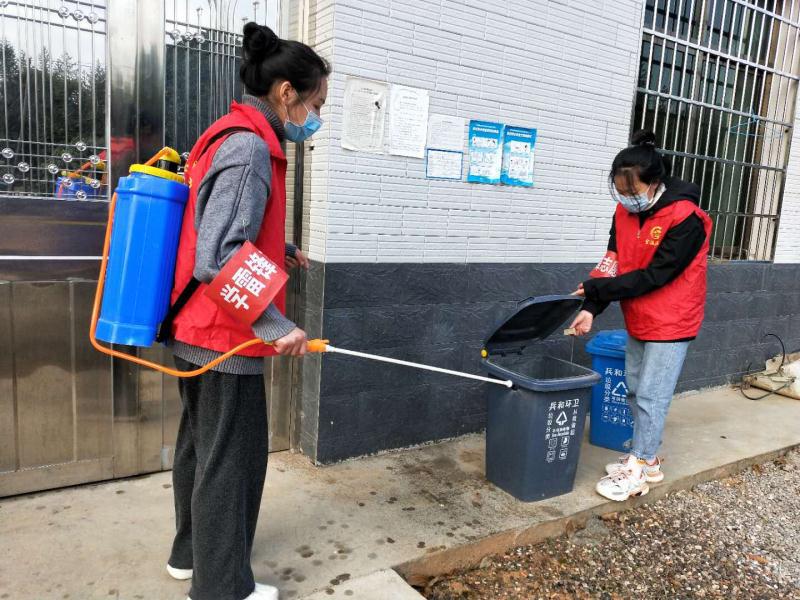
(555, 411), (568, 426)
(611, 381), (628, 399)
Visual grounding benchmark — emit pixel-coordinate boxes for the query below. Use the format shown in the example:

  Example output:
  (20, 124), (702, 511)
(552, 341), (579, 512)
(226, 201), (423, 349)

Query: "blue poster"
(501, 126), (537, 187)
(467, 120), (503, 184)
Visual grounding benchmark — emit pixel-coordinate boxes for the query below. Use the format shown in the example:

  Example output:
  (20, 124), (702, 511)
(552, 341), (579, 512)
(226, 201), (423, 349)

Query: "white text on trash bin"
(602, 367), (634, 427)
(545, 398), (581, 463)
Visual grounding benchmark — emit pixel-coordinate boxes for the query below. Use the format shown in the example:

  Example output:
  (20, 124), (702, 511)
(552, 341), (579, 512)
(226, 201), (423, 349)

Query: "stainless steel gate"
(0, 0), (290, 497)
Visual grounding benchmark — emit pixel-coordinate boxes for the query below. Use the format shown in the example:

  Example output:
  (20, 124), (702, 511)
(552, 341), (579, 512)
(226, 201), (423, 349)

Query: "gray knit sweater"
(172, 95), (296, 375)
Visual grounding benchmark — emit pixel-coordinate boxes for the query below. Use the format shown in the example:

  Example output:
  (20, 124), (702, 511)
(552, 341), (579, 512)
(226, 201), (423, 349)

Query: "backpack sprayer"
(90, 147), (512, 387)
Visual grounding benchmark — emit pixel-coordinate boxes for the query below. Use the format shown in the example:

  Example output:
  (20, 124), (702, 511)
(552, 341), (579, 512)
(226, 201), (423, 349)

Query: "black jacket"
(582, 177), (707, 318)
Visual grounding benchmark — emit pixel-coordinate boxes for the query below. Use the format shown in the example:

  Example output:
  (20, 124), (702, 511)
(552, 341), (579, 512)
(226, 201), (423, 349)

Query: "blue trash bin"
(586, 330), (633, 452)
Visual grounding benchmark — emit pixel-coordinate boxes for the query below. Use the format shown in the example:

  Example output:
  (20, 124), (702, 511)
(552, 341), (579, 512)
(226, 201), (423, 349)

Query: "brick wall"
(305, 0), (645, 264)
(311, 262), (800, 463)
(293, 0), (800, 463)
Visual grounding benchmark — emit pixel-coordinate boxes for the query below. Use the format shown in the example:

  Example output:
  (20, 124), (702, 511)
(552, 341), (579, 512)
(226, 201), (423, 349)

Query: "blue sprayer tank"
(95, 149), (189, 347)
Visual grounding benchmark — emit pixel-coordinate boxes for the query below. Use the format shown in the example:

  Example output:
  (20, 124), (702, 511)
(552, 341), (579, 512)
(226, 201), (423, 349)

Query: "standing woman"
(570, 130), (712, 502)
(164, 24), (329, 600)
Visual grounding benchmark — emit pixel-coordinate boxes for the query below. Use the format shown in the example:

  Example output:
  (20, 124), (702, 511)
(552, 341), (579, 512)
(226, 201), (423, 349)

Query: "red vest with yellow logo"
(169, 102), (287, 356)
(614, 200), (712, 341)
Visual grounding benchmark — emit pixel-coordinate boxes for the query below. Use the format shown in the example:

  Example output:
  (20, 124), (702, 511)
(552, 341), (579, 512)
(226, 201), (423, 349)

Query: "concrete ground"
(1, 387), (799, 600)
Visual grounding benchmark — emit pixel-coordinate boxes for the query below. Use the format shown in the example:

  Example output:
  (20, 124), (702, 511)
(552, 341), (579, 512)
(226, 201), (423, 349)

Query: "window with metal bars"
(634, 0), (800, 260)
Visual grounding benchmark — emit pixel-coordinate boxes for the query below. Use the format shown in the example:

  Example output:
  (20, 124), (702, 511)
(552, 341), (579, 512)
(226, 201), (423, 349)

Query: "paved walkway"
(1, 387), (799, 600)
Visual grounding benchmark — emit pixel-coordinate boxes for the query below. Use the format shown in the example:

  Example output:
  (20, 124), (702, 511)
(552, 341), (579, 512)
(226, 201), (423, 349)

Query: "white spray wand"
(310, 340), (513, 388)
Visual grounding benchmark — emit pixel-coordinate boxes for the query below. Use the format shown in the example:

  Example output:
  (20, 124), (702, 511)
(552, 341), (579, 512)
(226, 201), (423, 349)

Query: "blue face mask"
(284, 94), (322, 143)
(610, 181), (654, 213)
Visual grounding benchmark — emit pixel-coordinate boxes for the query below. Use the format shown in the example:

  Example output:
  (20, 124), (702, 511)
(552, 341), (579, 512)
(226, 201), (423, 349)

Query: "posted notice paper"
(388, 84), (430, 158)
(425, 149), (463, 180)
(342, 77), (388, 154)
(427, 114), (466, 152)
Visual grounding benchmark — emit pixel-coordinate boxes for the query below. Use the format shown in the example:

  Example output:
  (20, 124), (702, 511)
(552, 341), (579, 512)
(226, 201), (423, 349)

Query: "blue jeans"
(625, 338), (691, 461)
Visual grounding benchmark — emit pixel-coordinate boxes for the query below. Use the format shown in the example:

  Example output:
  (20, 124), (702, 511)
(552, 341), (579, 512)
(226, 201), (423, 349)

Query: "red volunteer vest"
(170, 102), (287, 357)
(615, 199), (712, 341)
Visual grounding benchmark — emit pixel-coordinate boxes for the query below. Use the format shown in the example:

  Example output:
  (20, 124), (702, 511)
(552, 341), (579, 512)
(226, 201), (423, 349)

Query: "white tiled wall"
(302, 0), (335, 261)
(774, 93), (800, 264)
(304, 0), (646, 263)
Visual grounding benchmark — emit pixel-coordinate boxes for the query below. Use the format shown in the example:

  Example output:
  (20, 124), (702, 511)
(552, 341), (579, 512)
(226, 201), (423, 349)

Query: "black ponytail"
(610, 129), (672, 187)
(239, 23), (330, 98)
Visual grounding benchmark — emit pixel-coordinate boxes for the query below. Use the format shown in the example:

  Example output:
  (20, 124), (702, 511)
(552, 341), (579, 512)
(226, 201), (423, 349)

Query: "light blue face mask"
(284, 94), (322, 143)
(609, 181), (654, 213)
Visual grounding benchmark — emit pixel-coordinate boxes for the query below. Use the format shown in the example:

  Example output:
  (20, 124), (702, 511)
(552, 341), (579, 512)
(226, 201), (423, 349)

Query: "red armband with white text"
(589, 251), (619, 278)
(204, 241), (288, 325)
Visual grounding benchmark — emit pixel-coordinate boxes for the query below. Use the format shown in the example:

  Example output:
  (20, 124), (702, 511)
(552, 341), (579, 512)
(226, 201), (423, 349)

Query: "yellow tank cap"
(129, 164), (185, 184)
(481, 349), (488, 358)
(158, 148), (182, 164)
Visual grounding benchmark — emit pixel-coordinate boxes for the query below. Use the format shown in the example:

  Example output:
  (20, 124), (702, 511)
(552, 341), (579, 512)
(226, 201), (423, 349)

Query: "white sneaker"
(167, 564), (193, 580)
(253, 583), (279, 600)
(188, 583), (279, 600)
(596, 468), (649, 501)
(605, 454), (664, 483)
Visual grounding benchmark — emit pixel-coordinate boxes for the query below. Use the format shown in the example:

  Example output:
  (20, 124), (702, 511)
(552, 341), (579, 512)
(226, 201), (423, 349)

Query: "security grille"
(165, 1), (280, 156)
(634, 0), (800, 260)
(0, 0), (279, 200)
(0, 1), (108, 200)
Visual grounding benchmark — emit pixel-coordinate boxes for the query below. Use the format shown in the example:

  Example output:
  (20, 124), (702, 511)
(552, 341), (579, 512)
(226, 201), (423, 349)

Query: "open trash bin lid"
(481, 295), (600, 392)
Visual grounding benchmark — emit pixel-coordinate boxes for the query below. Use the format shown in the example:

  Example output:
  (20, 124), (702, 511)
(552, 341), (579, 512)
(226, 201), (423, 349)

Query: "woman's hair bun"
(242, 22), (280, 64)
(239, 21), (330, 98)
(630, 129), (658, 148)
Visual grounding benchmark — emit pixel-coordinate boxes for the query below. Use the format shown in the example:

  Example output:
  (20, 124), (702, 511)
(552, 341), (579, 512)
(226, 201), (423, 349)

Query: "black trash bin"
(481, 295), (601, 502)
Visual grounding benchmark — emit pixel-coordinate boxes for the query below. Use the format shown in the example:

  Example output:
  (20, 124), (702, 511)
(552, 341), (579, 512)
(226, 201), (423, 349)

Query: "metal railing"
(1, 0), (279, 199)
(0, 0), (108, 200)
(165, 0), (279, 155)
(634, 0), (800, 260)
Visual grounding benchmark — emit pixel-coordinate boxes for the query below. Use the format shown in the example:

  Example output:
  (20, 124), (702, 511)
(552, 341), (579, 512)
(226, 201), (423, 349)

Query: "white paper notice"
(388, 85), (430, 158)
(426, 149), (463, 180)
(427, 115), (466, 152)
(342, 77), (388, 154)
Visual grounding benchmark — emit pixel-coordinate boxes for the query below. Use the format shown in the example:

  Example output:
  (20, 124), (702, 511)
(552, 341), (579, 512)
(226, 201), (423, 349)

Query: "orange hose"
(144, 148), (171, 166)
(90, 189), (327, 378)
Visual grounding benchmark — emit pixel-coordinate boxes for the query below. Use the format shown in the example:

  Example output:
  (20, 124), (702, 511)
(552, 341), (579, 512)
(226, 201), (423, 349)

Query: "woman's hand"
(569, 310), (594, 337)
(273, 327), (308, 356)
(572, 283), (585, 297)
(286, 249), (310, 271)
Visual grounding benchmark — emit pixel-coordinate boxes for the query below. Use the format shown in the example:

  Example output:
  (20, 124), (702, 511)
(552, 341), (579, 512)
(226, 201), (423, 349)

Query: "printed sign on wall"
(388, 85), (430, 158)
(341, 77), (388, 154)
(425, 149), (463, 180)
(501, 126), (537, 187)
(427, 114), (466, 152)
(467, 120), (503, 184)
